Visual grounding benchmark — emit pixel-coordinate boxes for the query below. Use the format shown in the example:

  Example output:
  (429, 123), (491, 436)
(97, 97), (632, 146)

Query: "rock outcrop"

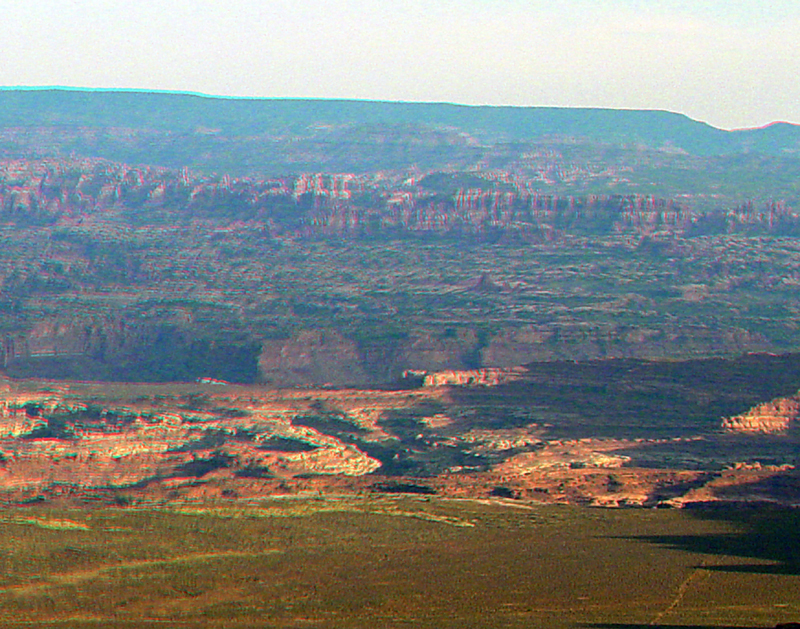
(2, 315), (782, 387)
(723, 394), (800, 434)
(394, 330), (479, 373)
(422, 366), (528, 387)
(258, 330), (369, 387)
(480, 326), (557, 366)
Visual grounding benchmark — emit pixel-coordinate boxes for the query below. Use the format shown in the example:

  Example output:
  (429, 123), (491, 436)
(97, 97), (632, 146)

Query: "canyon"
(0, 91), (799, 508)
(2, 90), (800, 629)
(2, 352), (799, 509)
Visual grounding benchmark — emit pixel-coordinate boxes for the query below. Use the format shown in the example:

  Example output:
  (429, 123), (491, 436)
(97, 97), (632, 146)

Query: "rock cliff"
(255, 324), (778, 388)
(422, 367), (528, 387)
(394, 330), (480, 372)
(3, 316), (259, 383)
(723, 393), (800, 434)
(258, 330), (370, 387)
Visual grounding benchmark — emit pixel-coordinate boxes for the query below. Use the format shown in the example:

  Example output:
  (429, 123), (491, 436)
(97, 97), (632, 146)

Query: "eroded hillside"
(2, 351), (799, 508)
(3, 168), (800, 385)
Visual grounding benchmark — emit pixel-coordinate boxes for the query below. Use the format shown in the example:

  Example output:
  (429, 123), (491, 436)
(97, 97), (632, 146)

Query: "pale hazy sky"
(2, 0), (798, 129)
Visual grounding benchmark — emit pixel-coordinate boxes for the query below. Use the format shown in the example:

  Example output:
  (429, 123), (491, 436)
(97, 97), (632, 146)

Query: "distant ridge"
(1, 88), (799, 157)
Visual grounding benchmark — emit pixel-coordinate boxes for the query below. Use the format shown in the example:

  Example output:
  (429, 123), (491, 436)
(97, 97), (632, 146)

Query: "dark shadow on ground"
(712, 470), (800, 503)
(581, 623), (767, 629)
(622, 503), (800, 575)
(616, 435), (800, 471)
(446, 353), (800, 440)
(646, 473), (719, 502)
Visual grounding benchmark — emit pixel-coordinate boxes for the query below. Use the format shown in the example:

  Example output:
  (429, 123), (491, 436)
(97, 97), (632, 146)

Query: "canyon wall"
(2, 317), (259, 383)
(723, 393), (800, 433)
(1, 317), (778, 386)
(257, 324), (776, 387)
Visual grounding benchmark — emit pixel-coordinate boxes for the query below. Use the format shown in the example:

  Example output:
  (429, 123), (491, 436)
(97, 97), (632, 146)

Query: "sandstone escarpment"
(481, 323), (774, 366)
(2, 317), (127, 365)
(253, 323), (783, 389)
(258, 330), (369, 387)
(480, 326), (558, 366)
(422, 366), (528, 387)
(257, 328), (484, 387)
(723, 393), (800, 434)
(3, 314), (260, 383)
(394, 330), (479, 372)
(3, 316), (782, 387)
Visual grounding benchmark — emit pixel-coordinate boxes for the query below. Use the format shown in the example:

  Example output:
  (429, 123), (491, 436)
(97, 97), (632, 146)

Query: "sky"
(1, 0), (798, 130)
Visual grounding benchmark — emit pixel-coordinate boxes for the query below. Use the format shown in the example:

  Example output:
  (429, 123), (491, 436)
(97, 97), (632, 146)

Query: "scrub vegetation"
(0, 498), (798, 628)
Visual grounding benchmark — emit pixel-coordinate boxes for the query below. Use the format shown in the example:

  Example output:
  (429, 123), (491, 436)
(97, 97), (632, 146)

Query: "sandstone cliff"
(480, 326), (557, 366)
(254, 324), (778, 388)
(393, 329), (479, 372)
(1, 312), (781, 387)
(3, 315), (258, 383)
(422, 367), (528, 388)
(723, 393), (800, 434)
(258, 330), (370, 387)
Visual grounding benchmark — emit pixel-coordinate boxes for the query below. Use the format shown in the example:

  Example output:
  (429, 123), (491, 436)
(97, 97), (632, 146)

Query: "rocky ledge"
(723, 393), (800, 434)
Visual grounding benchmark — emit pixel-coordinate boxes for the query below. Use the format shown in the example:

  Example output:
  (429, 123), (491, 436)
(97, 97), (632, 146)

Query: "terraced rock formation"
(723, 393), (800, 433)
(1, 352), (800, 508)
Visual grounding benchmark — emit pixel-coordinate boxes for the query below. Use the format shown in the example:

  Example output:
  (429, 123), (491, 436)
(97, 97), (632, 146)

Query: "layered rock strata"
(723, 394), (800, 433)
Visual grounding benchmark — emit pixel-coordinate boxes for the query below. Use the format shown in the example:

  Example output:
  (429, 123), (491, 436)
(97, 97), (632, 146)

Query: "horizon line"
(1, 85), (798, 131)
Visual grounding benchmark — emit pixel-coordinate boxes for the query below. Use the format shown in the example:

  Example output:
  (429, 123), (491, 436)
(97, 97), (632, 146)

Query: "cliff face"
(480, 326), (558, 366)
(422, 367), (528, 388)
(3, 317), (259, 383)
(394, 330), (480, 372)
(257, 328), (485, 387)
(482, 324), (773, 366)
(1, 353), (800, 507)
(723, 394), (800, 434)
(253, 324), (777, 388)
(258, 330), (369, 387)
(0, 316), (781, 387)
